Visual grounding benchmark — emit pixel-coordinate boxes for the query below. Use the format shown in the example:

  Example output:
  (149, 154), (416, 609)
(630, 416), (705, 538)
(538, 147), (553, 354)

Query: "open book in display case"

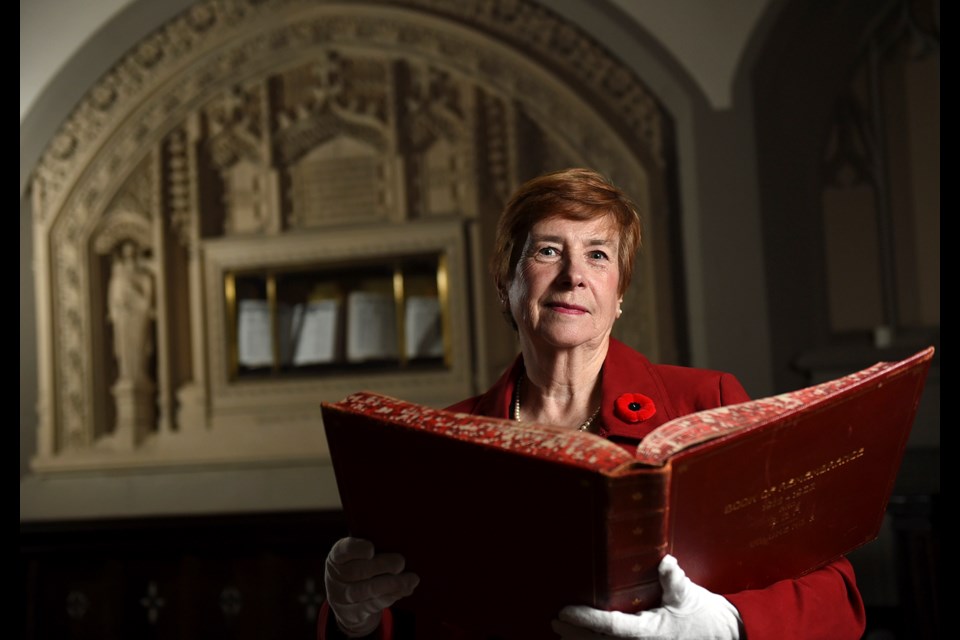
(199, 219), (474, 436)
(229, 252), (448, 377)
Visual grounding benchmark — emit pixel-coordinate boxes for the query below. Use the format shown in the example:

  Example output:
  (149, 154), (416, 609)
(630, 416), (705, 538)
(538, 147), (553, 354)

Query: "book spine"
(598, 469), (669, 612)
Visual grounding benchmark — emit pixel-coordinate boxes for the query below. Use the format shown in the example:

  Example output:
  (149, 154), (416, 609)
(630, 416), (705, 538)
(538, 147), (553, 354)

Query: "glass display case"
(226, 253), (451, 379)
(200, 220), (473, 425)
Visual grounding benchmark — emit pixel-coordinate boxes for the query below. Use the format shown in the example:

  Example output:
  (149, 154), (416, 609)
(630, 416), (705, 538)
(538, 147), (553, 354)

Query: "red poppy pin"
(614, 393), (656, 423)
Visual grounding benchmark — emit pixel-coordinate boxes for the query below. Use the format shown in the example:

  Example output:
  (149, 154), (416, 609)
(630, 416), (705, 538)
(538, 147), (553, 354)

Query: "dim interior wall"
(20, 0), (774, 520)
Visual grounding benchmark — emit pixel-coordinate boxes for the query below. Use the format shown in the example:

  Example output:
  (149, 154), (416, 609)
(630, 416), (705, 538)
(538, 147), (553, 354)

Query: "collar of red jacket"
(474, 338), (678, 442)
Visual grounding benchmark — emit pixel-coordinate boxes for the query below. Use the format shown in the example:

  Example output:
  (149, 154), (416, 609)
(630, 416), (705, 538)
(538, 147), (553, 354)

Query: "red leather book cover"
(321, 347), (933, 639)
(321, 395), (651, 639)
(658, 346), (935, 595)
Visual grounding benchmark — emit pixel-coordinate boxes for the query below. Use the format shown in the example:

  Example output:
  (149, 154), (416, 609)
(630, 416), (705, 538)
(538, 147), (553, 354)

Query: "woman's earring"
(616, 306), (623, 318)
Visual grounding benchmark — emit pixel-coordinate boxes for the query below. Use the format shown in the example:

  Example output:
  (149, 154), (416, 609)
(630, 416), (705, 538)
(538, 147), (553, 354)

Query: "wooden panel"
(20, 512), (348, 640)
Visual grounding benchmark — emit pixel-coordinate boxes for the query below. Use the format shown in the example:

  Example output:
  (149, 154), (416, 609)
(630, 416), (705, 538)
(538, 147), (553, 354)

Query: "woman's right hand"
(324, 537), (420, 637)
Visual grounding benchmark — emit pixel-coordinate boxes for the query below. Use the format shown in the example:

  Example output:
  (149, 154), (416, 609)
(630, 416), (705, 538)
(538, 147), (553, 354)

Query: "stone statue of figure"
(108, 241), (155, 384)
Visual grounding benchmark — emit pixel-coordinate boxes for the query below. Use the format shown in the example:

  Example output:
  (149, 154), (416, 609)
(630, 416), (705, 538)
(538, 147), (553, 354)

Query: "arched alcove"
(29, 0), (684, 472)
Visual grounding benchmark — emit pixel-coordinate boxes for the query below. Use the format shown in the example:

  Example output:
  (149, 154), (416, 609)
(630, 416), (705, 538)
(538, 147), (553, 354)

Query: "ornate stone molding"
(32, 0), (665, 213)
(29, 0), (673, 469)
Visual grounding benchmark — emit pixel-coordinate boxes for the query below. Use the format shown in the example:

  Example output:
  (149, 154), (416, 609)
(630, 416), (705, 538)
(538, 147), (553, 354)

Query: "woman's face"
(507, 214), (622, 353)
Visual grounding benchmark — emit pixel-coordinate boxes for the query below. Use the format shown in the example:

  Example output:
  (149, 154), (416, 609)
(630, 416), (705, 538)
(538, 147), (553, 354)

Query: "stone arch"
(29, 0), (680, 467)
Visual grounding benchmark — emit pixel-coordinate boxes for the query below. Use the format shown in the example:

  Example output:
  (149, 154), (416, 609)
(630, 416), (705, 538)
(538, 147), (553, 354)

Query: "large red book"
(321, 347), (934, 639)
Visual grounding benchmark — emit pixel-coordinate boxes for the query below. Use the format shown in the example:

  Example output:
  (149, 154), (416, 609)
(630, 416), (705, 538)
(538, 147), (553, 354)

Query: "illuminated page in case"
(293, 300), (340, 365)
(346, 291), (398, 362)
(237, 299), (273, 367)
(404, 295), (443, 359)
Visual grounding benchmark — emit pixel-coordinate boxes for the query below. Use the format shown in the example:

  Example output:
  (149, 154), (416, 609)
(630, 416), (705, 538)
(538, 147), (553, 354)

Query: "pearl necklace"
(512, 371), (601, 433)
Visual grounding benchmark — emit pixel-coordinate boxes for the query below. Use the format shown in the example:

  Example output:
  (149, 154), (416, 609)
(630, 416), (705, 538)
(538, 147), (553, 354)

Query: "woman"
(321, 168), (866, 639)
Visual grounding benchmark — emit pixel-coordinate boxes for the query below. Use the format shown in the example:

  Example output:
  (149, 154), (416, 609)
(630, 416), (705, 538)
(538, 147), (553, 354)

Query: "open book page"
(277, 303), (302, 366)
(238, 300), (311, 367)
(292, 299), (340, 365)
(404, 295), (443, 359)
(346, 291), (397, 362)
(634, 347), (936, 466)
(237, 299), (273, 367)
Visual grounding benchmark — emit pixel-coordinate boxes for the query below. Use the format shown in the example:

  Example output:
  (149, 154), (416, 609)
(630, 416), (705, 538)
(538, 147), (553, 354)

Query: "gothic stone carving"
(29, 0), (672, 469)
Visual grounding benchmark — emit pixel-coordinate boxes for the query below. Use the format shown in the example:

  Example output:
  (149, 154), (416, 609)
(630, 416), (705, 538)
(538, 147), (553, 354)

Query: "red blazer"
(319, 338), (866, 639)
(447, 337), (752, 443)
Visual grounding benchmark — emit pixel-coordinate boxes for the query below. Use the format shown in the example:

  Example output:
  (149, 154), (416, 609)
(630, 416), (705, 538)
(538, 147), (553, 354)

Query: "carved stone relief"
(29, 0), (675, 470)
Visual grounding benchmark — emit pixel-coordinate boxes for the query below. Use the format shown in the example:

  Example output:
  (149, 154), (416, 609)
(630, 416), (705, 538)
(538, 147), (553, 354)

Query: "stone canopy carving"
(29, 0), (676, 470)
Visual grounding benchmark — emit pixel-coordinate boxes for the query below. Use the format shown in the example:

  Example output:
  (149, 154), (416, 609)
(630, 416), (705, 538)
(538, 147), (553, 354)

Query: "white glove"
(552, 554), (743, 639)
(324, 537), (420, 638)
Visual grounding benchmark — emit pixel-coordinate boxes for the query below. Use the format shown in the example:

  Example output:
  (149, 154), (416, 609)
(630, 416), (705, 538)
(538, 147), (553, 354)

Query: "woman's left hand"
(551, 555), (742, 639)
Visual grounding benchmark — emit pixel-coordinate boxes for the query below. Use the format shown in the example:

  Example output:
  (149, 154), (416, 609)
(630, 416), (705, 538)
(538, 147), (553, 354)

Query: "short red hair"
(491, 168), (643, 311)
